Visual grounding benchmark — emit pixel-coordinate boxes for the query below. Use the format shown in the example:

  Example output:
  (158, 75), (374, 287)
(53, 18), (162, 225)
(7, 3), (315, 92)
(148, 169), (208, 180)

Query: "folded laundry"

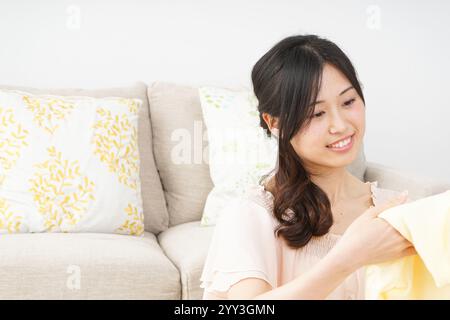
(365, 190), (450, 299)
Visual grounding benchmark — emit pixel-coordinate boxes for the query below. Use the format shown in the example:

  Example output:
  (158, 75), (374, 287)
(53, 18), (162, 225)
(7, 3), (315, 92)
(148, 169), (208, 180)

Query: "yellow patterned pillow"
(0, 89), (144, 235)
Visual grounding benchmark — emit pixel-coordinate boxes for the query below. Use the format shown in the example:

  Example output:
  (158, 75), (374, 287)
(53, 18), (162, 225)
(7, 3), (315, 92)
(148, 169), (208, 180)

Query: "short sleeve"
(199, 197), (279, 298)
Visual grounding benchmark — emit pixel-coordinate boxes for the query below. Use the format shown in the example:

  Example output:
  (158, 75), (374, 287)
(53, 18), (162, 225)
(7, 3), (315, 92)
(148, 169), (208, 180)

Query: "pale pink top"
(200, 180), (403, 300)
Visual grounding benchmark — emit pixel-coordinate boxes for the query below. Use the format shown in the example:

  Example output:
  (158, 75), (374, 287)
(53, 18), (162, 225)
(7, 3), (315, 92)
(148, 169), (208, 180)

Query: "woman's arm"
(228, 245), (356, 299)
(227, 192), (415, 300)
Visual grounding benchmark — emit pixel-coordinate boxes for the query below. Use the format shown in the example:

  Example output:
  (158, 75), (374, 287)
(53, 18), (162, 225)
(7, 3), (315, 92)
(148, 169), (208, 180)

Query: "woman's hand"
(330, 191), (417, 272)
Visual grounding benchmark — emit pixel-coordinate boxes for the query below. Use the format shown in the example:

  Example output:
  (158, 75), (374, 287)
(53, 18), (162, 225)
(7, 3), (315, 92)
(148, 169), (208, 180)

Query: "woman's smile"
(326, 133), (355, 153)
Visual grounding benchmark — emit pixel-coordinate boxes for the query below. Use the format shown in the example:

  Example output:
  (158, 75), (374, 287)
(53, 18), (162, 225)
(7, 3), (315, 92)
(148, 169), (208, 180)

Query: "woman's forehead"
(316, 64), (353, 101)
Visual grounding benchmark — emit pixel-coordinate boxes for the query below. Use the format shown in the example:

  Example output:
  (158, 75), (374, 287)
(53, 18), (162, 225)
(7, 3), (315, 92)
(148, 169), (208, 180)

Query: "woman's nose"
(328, 110), (347, 134)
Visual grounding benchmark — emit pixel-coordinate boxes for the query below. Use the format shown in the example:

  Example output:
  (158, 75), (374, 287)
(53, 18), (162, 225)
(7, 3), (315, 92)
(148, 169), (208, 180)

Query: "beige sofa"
(0, 81), (448, 299)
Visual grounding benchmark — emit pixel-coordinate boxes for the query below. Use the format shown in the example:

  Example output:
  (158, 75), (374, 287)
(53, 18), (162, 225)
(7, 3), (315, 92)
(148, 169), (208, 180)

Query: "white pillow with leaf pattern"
(199, 86), (278, 226)
(0, 89), (144, 235)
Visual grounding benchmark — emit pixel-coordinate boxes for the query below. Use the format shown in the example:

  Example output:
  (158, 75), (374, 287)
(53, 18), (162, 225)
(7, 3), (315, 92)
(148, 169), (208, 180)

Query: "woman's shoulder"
(243, 183), (276, 210)
(215, 184), (277, 228)
(369, 181), (407, 206)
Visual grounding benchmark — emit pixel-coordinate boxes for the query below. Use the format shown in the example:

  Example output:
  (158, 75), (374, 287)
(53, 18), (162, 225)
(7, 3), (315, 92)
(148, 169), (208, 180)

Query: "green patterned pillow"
(199, 86), (278, 226)
(0, 89), (144, 235)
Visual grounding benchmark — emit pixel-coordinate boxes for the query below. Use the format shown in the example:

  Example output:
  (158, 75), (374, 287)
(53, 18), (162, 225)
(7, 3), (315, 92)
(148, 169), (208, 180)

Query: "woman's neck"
(309, 168), (358, 207)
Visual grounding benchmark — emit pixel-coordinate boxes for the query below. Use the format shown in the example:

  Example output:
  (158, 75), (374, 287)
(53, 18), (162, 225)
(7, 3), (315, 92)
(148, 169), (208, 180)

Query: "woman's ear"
(271, 118), (279, 130)
(262, 112), (279, 133)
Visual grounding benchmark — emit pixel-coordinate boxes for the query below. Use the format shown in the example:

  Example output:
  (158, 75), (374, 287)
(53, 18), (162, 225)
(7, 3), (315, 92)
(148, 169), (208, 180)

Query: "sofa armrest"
(364, 161), (450, 200)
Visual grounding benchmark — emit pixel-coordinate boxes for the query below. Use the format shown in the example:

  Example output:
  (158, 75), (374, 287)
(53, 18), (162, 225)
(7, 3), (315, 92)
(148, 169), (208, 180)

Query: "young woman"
(200, 34), (416, 300)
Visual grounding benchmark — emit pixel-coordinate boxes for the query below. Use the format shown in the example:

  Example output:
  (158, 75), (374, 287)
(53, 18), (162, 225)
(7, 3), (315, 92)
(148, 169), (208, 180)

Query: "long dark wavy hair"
(251, 35), (365, 249)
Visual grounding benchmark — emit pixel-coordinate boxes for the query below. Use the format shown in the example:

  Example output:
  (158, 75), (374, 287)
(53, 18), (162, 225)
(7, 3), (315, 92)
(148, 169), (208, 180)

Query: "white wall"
(1, 0), (449, 182)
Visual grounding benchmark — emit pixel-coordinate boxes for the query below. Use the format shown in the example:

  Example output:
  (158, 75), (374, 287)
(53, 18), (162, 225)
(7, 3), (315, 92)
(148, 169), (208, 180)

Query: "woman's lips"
(326, 134), (355, 153)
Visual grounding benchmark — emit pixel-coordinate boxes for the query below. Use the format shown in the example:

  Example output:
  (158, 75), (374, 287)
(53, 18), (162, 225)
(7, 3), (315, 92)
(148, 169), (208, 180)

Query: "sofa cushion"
(0, 232), (180, 299)
(197, 86), (278, 226)
(148, 82), (214, 227)
(0, 82), (168, 234)
(0, 89), (145, 235)
(158, 221), (215, 300)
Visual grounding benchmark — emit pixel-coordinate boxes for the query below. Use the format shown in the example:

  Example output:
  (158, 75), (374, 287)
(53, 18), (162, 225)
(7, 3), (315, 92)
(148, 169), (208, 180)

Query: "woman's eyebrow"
(312, 86), (354, 105)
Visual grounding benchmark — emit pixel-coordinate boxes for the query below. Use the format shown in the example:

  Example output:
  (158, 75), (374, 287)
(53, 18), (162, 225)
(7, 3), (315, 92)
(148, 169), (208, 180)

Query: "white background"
(1, 0), (449, 182)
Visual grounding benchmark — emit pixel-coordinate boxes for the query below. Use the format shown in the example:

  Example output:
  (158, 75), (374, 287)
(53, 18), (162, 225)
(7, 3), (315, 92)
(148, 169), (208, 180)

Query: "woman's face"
(290, 63), (365, 173)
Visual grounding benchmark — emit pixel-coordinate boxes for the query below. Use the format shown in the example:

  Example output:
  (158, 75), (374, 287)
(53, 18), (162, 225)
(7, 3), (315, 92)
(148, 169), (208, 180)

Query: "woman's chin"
(300, 138), (361, 170)
(322, 143), (360, 167)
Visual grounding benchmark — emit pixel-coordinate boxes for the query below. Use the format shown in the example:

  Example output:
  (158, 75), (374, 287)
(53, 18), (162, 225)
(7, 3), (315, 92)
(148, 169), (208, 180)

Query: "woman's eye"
(313, 111), (325, 118)
(343, 98), (356, 107)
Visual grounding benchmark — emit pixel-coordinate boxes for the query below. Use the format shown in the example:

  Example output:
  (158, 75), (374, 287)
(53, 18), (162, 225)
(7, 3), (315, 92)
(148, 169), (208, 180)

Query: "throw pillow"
(0, 89), (144, 235)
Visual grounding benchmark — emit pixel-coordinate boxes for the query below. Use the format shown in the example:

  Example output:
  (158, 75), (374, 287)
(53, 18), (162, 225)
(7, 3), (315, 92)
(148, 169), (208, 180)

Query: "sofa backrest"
(148, 82), (214, 227)
(148, 82), (367, 227)
(0, 82), (169, 234)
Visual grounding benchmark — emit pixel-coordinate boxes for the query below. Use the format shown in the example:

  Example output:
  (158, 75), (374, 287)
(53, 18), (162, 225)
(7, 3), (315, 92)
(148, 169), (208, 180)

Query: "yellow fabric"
(365, 190), (450, 299)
